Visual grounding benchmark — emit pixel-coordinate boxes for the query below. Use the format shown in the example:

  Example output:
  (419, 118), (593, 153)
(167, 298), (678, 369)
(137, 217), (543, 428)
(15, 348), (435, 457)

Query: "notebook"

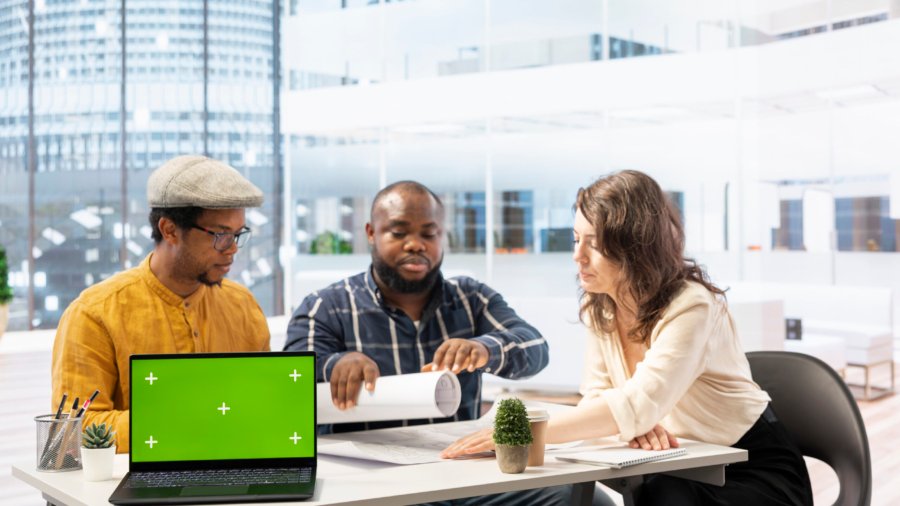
(555, 446), (687, 469)
(109, 351), (317, 505)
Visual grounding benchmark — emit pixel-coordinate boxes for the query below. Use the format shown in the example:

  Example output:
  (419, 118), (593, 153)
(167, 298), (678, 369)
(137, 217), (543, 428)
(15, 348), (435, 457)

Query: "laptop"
(109, 351), (317, 504)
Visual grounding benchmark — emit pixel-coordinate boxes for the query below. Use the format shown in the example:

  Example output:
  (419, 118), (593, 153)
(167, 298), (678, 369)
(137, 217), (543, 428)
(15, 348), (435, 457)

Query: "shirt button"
(193, 331), (199, 337)
(185, 302), (190, 308)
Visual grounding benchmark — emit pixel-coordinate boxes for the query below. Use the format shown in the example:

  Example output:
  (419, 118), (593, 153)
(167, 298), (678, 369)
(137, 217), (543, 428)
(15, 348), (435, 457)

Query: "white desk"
(14, 440), (746, 506)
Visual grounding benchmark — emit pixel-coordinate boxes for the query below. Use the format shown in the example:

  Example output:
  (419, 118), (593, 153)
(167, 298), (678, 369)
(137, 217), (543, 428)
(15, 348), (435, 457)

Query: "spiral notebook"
(555, 447), (687, 469)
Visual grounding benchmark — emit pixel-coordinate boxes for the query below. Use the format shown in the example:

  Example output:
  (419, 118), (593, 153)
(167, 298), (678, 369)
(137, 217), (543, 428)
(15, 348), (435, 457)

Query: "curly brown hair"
(576, 170), (723, 344)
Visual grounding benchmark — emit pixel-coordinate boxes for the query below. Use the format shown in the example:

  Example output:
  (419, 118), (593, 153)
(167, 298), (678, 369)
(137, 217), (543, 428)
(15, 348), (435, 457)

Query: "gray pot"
(495, 444), (529, 474)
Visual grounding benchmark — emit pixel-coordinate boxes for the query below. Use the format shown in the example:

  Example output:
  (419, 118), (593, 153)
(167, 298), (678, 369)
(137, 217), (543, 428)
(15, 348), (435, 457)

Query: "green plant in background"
(0, 244), (13, 305)
(309, 231), (352, 255)
(82, 422), (116, 449)
(492, 398), (533, 446)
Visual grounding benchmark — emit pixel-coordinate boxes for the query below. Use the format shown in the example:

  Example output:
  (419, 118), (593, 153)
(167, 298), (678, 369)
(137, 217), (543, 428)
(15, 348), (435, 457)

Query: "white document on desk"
(319, 420), (490, 464)
(319, 399), (578, 465)
(318, 371), (462, 424)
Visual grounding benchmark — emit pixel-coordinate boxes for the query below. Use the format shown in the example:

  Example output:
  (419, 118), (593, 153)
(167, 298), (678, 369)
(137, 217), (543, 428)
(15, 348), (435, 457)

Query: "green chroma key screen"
(131, 354), (315, 463)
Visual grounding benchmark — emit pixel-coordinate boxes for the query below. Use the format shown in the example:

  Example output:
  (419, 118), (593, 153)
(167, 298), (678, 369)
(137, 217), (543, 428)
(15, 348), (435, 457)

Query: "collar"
(364, 265), (451, 312)
(139, 253), (207, 307)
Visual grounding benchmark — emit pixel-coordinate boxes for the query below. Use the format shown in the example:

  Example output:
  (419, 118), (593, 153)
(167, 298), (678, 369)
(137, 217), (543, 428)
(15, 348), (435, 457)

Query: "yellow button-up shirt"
(51, 254), (270, 453)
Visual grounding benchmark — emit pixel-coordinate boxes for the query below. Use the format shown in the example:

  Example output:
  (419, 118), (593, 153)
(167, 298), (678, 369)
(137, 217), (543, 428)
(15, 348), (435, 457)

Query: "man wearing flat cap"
(51, 155), (271, 453)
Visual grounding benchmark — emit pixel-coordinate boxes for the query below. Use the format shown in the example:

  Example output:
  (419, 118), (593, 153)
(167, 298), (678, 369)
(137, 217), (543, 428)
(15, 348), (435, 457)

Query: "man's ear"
(157, 216), (181, 245)
(365, 222), (374, 245)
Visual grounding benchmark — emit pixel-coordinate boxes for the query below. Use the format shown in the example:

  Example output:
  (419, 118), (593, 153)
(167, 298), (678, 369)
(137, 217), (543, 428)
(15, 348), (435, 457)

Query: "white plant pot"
(81, 446), (116, 482)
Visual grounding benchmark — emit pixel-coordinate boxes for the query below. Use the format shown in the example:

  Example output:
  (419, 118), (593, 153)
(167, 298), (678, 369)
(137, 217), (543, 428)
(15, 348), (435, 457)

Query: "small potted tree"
(492, 398), (532, 473)
(0, 244), (12, 338)
(81, 422), (116, 481)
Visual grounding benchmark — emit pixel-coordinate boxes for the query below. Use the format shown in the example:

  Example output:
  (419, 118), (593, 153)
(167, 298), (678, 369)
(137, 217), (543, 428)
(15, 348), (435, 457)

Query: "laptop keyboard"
(125, 468), (312, 488)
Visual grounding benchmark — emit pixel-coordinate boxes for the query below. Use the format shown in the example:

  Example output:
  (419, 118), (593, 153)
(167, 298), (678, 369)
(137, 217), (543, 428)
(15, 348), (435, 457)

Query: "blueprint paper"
(318, 398), (580, 465)
(317, 371), (461, 424)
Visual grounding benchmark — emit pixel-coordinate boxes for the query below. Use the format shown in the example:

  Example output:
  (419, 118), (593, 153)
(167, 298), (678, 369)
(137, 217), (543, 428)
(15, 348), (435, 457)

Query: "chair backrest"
(746, 351), (872, 506)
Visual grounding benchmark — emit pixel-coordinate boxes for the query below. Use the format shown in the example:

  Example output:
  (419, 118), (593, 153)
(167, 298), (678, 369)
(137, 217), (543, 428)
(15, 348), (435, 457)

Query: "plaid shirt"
(284, 267), (549, 433)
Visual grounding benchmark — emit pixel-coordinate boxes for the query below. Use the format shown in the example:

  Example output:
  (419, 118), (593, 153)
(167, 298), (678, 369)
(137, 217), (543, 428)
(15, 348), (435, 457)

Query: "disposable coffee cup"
(526, 408), (549, 466)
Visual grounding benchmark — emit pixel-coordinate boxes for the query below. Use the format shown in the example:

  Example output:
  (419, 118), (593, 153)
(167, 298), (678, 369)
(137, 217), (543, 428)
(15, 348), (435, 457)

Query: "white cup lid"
(526, 408), (549, 422)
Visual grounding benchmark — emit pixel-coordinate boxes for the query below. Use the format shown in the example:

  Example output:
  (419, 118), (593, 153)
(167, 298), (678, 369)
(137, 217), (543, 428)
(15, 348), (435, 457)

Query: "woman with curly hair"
(443, 170), (812, 506)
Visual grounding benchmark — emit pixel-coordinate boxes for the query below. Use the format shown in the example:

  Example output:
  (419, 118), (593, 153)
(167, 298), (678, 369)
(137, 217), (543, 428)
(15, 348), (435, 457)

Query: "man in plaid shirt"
(285, 181), (550, 435)
(285, 181), (580, 505)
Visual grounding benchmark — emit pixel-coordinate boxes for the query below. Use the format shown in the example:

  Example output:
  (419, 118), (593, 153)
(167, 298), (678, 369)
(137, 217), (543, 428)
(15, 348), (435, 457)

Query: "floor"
(1, 330), (897, 505)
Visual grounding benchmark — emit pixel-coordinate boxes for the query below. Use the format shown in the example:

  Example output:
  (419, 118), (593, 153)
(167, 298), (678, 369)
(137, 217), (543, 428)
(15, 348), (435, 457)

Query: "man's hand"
(330, 352), (380, 410)
(629, 424), (679, 451)
(422, 339), (489, 374)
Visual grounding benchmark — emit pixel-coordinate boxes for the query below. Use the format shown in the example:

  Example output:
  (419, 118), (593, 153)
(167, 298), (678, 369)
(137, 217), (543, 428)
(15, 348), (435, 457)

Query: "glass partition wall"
(281, 0), (900, 363)
(2, 0), (899, 335)
(283, 0), (749, 308)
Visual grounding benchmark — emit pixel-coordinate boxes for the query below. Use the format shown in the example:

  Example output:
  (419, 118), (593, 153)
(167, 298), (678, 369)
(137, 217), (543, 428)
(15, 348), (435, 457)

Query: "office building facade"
(0, 0), (279, 329)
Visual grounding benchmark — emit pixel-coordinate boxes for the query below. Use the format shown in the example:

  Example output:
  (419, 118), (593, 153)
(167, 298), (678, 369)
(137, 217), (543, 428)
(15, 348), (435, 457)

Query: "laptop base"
(109, 468), (316, 504)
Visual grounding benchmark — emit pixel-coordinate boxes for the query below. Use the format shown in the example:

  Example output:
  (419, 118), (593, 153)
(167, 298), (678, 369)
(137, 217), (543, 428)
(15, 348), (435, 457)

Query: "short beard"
(198, 272), (223, 287)
(174, 248), (223, 288)
(372, 253), (442, 295)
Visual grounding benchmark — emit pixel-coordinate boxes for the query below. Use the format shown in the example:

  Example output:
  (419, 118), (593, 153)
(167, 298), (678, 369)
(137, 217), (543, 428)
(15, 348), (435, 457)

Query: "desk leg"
(42, 492), (62, 506)
(598, 464), (726, 506)
(661, 463), (726, 486)
(891, 360), (894, 393)
(865, 365), (871, 400)
(571, 481), (596, 506)
(599, 476), (643, 506)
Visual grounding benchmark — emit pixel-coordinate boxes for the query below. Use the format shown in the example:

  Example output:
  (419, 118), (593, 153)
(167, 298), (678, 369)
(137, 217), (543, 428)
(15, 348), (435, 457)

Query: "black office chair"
(746, 351), (872, 506)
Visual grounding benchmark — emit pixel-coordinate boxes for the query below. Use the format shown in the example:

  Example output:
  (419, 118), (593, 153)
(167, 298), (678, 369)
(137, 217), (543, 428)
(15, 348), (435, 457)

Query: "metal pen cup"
(35, 414), (83, 472)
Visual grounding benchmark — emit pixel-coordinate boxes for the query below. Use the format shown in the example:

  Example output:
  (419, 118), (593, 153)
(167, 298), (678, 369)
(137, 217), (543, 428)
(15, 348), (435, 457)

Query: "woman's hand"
(440, 428), (495, 459)
(629, 424), (679, 450)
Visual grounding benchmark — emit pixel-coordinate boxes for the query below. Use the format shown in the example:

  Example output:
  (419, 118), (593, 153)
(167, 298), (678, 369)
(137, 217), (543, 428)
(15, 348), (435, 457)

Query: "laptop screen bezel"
(128, 351), (317, 472)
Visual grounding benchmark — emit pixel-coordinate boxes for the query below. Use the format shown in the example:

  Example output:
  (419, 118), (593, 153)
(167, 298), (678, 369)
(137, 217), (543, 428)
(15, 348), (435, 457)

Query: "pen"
(42, 397), (80, 469)
(74, 390), (100, 418)
(51, 395), (90, 470)
(40, 394), (69, 465)
(54, 393), (68, 419)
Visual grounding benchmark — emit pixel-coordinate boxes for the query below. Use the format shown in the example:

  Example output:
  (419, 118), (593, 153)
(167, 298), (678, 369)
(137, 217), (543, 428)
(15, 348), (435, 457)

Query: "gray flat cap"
(147, 155), (264, 208)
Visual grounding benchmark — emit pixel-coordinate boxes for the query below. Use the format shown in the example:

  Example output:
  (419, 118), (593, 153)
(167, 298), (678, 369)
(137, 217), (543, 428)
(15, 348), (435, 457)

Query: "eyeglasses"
(190, 224), (252, 252)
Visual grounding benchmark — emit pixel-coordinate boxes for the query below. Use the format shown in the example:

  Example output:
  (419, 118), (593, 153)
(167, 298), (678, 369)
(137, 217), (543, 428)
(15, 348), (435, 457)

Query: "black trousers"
(638, 405), (813, 506)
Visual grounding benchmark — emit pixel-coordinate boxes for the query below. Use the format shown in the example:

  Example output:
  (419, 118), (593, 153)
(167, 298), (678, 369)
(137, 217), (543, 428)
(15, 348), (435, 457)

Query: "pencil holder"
(35, 414), (83, 472)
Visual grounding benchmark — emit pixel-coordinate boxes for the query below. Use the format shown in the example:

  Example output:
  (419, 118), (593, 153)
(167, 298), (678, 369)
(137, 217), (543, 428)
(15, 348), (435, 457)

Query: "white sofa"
(728, 282), (894, 399)
(729, 297), (849, 373)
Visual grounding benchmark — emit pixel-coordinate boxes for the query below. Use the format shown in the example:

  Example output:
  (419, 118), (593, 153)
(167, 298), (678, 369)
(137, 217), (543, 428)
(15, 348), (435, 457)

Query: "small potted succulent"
(492, 398), (532, 474)
(81, 422), (117, 481)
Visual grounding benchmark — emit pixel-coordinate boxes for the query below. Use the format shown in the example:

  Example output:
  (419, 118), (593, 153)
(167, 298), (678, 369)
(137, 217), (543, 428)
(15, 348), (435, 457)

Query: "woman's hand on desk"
(440, 428), (495, 459)
(629, 424), (679, 451)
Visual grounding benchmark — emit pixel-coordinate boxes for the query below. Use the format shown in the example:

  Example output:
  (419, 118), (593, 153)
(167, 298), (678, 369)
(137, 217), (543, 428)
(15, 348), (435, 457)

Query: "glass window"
(772, 199), (804, 251)
(2, 0), (278, 327)
(836, 196), (898, 252)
